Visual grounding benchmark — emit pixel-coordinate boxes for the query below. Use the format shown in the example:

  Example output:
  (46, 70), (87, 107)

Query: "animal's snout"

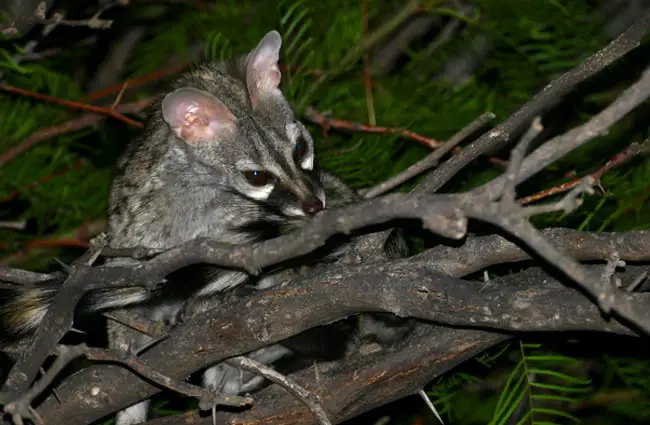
(302, 199), (324, 216)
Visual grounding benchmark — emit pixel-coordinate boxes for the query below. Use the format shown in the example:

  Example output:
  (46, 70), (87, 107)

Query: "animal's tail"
(0, 275), (150, 344)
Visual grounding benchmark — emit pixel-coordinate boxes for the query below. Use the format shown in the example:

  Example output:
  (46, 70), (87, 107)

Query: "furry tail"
(0, 276), (150, 344)
(0, 283), (58, 341)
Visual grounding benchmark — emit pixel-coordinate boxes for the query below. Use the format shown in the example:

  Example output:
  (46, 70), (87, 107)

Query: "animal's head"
(161, 31), (326, 225)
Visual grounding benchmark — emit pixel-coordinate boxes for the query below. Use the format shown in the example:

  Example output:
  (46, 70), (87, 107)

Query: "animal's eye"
(293, 138), (307, 162)
(243, 170), (272, 186)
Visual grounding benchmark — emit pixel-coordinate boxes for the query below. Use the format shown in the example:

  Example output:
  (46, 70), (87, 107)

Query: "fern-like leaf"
(489, 342), (591, 425)
(204, 31), (233, 62)
(277, 0), (317, 102)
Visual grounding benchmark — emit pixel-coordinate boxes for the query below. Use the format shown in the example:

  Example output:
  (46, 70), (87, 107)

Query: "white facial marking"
(302, 154), (314, 170)
(245, 185), (274, 201)
(236, 159), (277, 200)
(286, 123), (314, 170)
(284, 205), (307, 217)
(286, 123), (300, 144)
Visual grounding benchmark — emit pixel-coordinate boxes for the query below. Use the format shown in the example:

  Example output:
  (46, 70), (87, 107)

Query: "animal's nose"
(302, 199), (324, 216)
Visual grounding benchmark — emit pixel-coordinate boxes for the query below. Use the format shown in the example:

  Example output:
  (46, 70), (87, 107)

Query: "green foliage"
(490, 342), (591, 425)
(601, 356), (650, 420)
(1, 0), (650, 423)
(204, 31), (233, 63)
(420, 341), (595, 425)
(278, 0), (318, 101)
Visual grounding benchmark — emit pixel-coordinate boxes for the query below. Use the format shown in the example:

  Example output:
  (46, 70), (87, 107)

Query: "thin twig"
(362, 112), (495, 198)
(0, 98), (155, 168)
(86, 347), (252, 409)
(0, 238), (89, 251)
(519, 138), (650, 205)
(361, 0), (376, 126)
(2, 343), (252, 424)
(0, 0), (118, 34)
(499, 116), (544, 203)
(86, 63), (190, 102)
(0, 221), (27, 231)
(414, 11), (650, 194)
(228, 356), (332, 425)
(103, 311), (168, 339)
(0, 159), (86, 203)
(0, 84), (144, 128)
(517, 177), (595, 217)
(627, 271), (648, 292)
(418, 389), (444, 425)
(303, 106), (442, 149)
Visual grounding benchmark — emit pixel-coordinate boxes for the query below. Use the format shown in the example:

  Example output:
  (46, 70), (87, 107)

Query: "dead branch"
(361, 112), (496, 199)
(3, 343), (252, 424)
(415, 10), (650, 194)
(227, 356), (332, 425)
(0, 84), (144, 128)
(0, 98), (155, 168)
(141, 324), (507, 425)
(303, 106), (443, 149)
(519, 138), (650, 205)
(426, 228), (650, 277)
(0, 0), (119, 35)
(30, 262), (650, 424)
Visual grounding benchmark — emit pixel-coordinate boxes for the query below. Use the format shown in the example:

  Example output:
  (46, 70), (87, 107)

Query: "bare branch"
(422, 228), (650, 277)
(0, 0), (122, 35)
(0, 267), (59, 285)
(4, 343), (251, 425)
(227, 356), (332, 425)
(139, 324), (505, 425)
(362, 112), (495, 198)
(414, 11), (650, 194)
(476, 63), (650, 201)
(33, 261), (649, 424)
(499, 116), (544, 203)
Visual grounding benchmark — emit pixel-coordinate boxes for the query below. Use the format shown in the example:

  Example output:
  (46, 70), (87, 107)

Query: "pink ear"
(246, 30), (282, 104)
(162, 87), (236, 145)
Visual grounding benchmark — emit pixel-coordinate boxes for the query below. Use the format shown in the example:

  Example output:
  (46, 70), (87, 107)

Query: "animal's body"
(0, 31), (412, 425)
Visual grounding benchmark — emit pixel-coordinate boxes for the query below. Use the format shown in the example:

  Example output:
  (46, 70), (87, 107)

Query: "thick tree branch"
(427, 228), (650, 277)
(33, 261), (649, 424)
(0, 194), (462, 401)
(141, 324), (507, 425)
(3, 344), (252, 424)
